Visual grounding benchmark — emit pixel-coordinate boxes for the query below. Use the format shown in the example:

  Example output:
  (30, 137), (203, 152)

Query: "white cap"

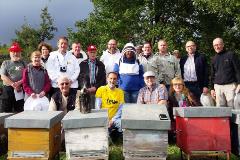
(143, 71), (155, 77)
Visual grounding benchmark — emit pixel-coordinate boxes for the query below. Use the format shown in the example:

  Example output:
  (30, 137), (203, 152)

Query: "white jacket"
(46, 50), (80, 88)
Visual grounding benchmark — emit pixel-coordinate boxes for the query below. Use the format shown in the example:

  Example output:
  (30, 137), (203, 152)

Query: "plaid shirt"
(137, 84), (168, 104)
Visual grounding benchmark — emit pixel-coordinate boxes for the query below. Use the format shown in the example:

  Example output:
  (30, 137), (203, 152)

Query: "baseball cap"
(8, 42), (22, 53)
(143, 71), (155, 77)
(87, 45), (97, 52)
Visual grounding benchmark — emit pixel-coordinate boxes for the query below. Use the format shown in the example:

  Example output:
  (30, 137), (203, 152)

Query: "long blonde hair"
(169, 77), (190, 97)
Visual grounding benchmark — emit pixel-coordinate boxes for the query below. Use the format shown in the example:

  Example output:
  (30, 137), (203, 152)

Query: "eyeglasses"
(173, 83), (183, 86)
(60, 82), (69, 86)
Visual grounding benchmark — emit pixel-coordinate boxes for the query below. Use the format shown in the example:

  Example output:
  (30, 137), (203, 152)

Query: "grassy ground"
(58, 142), (238, 160)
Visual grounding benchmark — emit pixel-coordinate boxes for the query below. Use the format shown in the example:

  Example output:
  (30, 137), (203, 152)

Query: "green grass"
(58, 144), (239, 160)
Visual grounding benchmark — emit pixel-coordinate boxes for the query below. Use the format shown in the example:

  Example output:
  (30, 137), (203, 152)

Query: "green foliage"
(13, 7), (57, 58)
(68, 0), (240, 59)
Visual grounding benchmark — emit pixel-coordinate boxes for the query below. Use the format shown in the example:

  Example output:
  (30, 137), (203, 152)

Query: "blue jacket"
(113, 56), (144, 91)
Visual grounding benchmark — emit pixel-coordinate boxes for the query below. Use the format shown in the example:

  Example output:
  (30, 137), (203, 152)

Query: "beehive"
(62, 109), (108, 160)
(122, 104), (171, 160)
(5, 111), (64, 160)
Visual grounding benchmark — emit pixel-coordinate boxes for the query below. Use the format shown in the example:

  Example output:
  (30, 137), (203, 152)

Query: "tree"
(68, 0), (239, 58)
(14, 7), (57, 58)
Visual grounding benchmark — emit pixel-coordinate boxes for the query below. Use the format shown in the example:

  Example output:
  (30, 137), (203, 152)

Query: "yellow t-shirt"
(95, 85), (124, 120)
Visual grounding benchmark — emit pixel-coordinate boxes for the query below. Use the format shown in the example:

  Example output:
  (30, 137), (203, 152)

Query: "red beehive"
(174, 107), (232, 159)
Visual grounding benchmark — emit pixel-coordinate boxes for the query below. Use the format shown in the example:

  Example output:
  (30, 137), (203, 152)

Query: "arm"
(111, 104), (123, 122)
(48, 98), (57, 111)
(69, 55), (80, 83)
(95, 98), (102, 110)
(22, 68), (34, 96)
(137, 88), (145, 104)
(174, 56), (181, 78)
(158, 84), (168, 105)
(46, 54), (59, 84)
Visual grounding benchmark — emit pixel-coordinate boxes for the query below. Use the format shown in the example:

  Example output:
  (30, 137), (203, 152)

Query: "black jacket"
(78, 58), (106, 90)
(52, 89), (77, 111)
(211, 49), (240, 87)
(180, 52), (209, 89)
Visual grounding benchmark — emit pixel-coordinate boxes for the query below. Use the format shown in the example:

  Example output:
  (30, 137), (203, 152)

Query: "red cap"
(8, 42), (22, 53)
(87, 45), (97, 52)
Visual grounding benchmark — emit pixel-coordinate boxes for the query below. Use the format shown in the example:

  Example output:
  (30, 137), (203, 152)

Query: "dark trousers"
(0, 86), (24, 113)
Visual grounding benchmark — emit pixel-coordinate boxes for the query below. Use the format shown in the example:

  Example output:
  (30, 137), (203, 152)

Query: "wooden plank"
(8, 128), (49, 151)
(49, 122), (61, 159)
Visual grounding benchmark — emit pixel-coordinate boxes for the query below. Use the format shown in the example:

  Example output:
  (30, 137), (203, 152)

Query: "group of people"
(0, 36), (240, 141)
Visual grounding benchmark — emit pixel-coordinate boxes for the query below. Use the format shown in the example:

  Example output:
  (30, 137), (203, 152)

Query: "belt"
(184, 81), (198, 84)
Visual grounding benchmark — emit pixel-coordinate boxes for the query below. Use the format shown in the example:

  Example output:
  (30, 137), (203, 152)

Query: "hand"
(202, 87), (209, 95)
(39, 91), (46, 98)
(108, 119), (114, 128)
(210, 90), (216, 99)
(236, 85), (240, 94)
(15, 86), (22, 92)
(87, 87), (96, 94)
(31, 93), (37, 99)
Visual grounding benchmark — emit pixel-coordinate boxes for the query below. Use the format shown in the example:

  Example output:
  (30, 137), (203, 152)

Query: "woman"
(168, 77), (201, 119)
(22, 51), (51, 99)
(37, 42), (52, 66)
(168, 77), (201, 143)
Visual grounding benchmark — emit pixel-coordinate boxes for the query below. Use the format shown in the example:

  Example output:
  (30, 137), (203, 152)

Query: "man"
(180, 41), (209, 100)
(78, 45), (106, 109)
(0, 42), (27, 112)
(71, 42), (87, 64)
(135, 44), (143, 58)
(95, 72), (124, 138)
(155, 39), (181, 89)
(100, 39), (122, 73)
(46, 36), (80, 95)
(48, 76), (80, 115)
(137, 71), (168, 104)
(113, 43), (144, 103)
(138, 42), (159, 73)
(211, 38), (240, 107)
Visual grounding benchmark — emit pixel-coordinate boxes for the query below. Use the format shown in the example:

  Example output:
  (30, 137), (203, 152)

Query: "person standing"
(211, 38), (240, 107)
(100, 39), (122, 73)
(71, 41), (87, 64)
(113, 43), (144, 103)
(0, 42), (27, 112)
(78, 45), (106, 109)
(46, 36), (80, 95)
(155, 39), (181, 89)
(37, 42), (52, 68)
(180, 41), (209, 100)
(22, 51), (51, 99)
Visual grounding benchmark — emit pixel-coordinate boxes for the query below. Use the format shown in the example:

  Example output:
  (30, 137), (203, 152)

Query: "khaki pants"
(214, 83), (236, 107)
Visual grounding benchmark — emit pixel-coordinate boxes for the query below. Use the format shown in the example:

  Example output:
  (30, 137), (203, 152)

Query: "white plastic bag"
(234, 93), (240, 110)
(24, 96), (49, 111)
(200, 93), (215, 106)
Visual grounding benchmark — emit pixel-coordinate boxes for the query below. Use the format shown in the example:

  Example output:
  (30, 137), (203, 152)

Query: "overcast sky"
(0, 0), (93, 46)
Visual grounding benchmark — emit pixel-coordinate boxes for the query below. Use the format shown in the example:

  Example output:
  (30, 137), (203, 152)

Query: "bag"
(24, 96), (49, 111)
(200, 93), (215, 106)
(234, 93), (240, 109)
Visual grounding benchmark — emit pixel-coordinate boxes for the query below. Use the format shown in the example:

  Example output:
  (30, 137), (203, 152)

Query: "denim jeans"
(124, 90), (139, 103)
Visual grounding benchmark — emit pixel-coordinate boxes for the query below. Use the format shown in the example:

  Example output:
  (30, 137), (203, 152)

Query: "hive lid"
(5, 111), (64, 129)
(0, 113), (14, 124)
(174, 107), (232, 118)
(121, 104), (171, 130)
(231, 110), (240, 124)
(62, 109), (108, 129)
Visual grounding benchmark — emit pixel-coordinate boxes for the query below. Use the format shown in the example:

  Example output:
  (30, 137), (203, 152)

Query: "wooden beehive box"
(5, 111), (64, 160)
(231, 110), (240, 157)
(62, 109), (108, 160)
(174, 107), (232, 159)
(0, 113), (14, 155)
(121, 104), (171, 160)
